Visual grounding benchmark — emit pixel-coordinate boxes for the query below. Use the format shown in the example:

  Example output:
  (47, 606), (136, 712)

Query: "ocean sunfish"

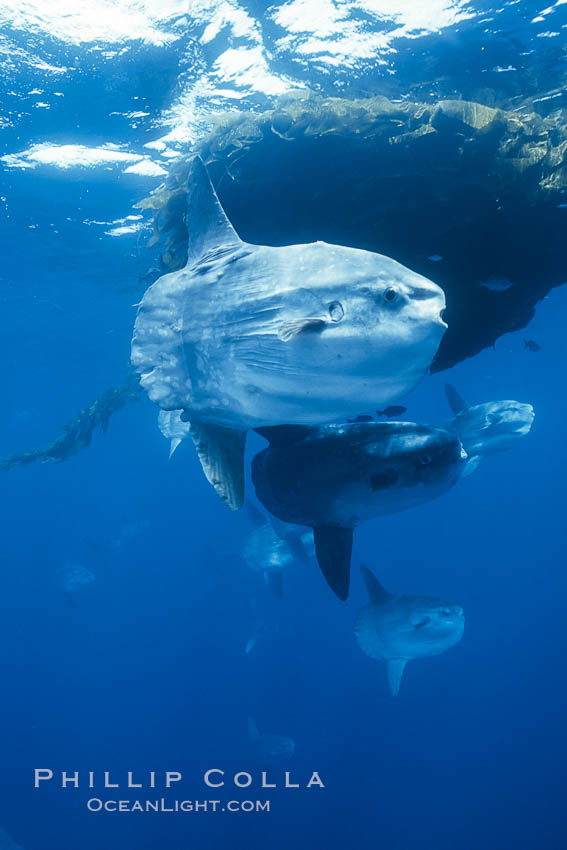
(243, 500), (313, 598)
(132, 157), (447, 509)
(355, 564), (465, 695)
(252, 422), (466, 600)
(445, 384), (534, 475)
(248, 716), (295, 764)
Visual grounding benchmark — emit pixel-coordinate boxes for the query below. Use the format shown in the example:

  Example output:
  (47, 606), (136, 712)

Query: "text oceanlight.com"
(87, 798), (271, 813)
(33, 769), (325, 812)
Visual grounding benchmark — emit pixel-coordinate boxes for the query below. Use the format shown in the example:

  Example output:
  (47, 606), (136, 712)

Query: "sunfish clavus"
(132, 157), (447, 509)
(355, 564), (465, 695)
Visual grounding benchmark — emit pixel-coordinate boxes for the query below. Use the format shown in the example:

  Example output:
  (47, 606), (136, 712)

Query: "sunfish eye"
(328, 300), (344, 322)
(420, 455), (432, 465)
(383, 287), (398, 303)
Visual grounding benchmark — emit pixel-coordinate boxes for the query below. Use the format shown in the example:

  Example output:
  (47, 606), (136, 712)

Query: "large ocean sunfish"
(251, 422), (466, 600)
(132, 157), (447, 509)
(355, 564), (465, 696)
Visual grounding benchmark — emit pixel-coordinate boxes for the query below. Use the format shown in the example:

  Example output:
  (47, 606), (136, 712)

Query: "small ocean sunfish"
(355, 565), (465, 696)
(445, 383), (534, 475)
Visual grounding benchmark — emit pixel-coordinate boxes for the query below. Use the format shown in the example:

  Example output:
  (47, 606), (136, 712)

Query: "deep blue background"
(1, 3), (566, 848)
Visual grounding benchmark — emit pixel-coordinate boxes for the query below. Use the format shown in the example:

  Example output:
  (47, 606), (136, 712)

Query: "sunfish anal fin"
(387, 659), (408, 696)
(185, 157), (241, 265)
(189, 421), (246, 510)
(445, 383), (469, 415)
(313, 526), (353, 601)
(169, 437), (182, 459)
(360, 564), (392, 604)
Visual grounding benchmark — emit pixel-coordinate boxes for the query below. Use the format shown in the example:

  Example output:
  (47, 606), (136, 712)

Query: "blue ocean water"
(1, 2), (566, 849)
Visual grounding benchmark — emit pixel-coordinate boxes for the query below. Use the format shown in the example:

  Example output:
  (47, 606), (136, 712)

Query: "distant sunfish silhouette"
(132, 157), (447, 509)
(355, 564), (465, 696)
(248, 717), (295, 763)
(445, 384), (534, 475)
(252, 422), (466, 600)
(243, 500), (313, 598)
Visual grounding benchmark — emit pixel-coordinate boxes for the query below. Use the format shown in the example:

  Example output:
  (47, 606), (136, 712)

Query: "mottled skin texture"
(252, 422), (466, 529)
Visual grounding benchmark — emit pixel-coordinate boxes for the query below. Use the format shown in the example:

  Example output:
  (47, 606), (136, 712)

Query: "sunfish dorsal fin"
(185, 157), (241, 264)
(445, 383), (469, 415)
(360, 564), (392, 604)
(188, 420), (246, 510)
(387, 659), (408, 696)
(254, 425), (312, 447)
(313, 526), (353, 600)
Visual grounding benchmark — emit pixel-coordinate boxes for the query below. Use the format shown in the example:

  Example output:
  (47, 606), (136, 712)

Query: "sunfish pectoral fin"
(168, 437), (182, 459)
(278, 317), (327, 342)
(445, 383), (469, 415)
(387, 659), (408, 696)
(462, 455), (482, 477)
(185, 157), (241, 264)
(264, 570), (284, 599)
(360, 564), (392, 605)
(313, 526), (353, 601)
(189, 421), (246, 510)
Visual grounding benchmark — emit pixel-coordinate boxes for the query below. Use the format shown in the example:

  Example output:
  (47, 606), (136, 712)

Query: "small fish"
(346, 414), (374, 423)
(427, 255), (443, 262)
(477, 276), (513, 292)
(524, 339), (540, 352)
(376, 406), (407, 418)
